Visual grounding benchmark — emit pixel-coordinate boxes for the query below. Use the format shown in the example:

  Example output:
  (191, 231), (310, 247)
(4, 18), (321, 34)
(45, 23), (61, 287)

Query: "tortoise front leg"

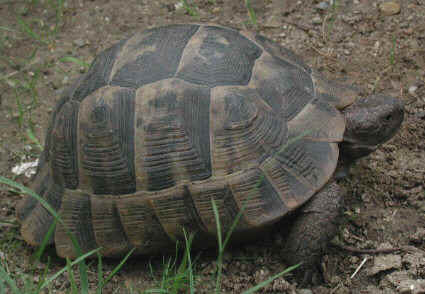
(281, 181), (343, 285)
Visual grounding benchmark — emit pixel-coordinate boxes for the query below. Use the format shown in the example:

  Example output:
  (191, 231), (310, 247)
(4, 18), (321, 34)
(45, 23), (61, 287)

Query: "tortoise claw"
(295, 264), (323, 287)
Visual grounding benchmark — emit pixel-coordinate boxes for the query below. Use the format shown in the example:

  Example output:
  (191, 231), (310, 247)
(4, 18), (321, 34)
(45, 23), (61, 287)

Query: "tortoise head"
(337, 94), (404, 177)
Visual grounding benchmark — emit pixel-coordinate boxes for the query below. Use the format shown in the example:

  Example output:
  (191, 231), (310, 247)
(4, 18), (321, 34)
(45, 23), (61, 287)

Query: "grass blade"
(0, 176), (60, 222)
(245, 0), (257, 26)
(16, 17), (48, 45)
(0, 265), (20, 294)
(181, 0), (199, 17)
(183, 229), (195, 294)
(0, 176), (90, 292)
(26, 128), (43, 151)
(211, 199), (223, 252)
(66, 258), (78, 294)
(211, 198), (224, 293)
(59, 56), (90, 69)
(32, 219), (56, 261)
(39, 248), (101, 289)
(242, 263), (301, 294)
(98, 248), (135, 291)
(96, 252), (103, 294)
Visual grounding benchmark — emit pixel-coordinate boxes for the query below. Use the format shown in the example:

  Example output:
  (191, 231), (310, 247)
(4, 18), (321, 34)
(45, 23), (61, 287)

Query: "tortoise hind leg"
(17, 166), (64, 246)
(280, 182), (343, 285)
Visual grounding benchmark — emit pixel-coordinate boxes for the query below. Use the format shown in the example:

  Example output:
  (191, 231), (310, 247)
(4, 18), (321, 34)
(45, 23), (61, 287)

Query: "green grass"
(323, 0), (340, 40)
(180, 0), (200, 18)
(0, 0), (66, 147)
(245, 0), (257, 27)
(389, 35), (397, 66)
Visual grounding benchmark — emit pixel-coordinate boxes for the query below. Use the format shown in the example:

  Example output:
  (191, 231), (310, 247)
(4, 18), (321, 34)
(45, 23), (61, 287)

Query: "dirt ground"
(0, 0), (424, 293)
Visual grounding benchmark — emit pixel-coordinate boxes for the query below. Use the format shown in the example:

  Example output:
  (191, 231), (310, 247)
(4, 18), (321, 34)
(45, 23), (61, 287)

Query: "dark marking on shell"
(211, 87), (287, 175)
(251, 55), (314, 116)
(137, 81), (212, 190)
(74, 39), (127, 101)
(51, 100), (80, 189)
(81, 88), (136, 194)
(91, 197), (131, 256)
(260, 157), (312, 209)
(191, 180), (251, 233)
(254, 34), (311, 73)
(274, 138), (337, 191)
(144, 92), (179, 191)
(228, 168), (286, 226)
(16, 168), (50, 223)
(20, 175), (64, 245)
(176, 25), (262, 87)
(116, 196), (173, 252)
(180, 87), (212, 181)
(151, 185), (207, 241)
(281, 87), (315, 121)
(55, 190), (97, 257)
(111, 24), (199, 88)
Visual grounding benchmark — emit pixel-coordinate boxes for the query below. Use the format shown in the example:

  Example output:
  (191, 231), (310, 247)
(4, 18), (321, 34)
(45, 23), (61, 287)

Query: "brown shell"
(17, 24), (352, 258)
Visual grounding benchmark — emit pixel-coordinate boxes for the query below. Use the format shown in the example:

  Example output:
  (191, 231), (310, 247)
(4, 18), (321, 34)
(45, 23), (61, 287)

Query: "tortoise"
(16, 24), (404, 283)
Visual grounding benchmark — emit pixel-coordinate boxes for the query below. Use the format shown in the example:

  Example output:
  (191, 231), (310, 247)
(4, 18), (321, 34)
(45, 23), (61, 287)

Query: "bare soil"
(0, 0), (424, 293)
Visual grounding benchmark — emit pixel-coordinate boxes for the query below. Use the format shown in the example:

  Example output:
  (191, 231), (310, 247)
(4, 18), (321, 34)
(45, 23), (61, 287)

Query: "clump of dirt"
(0, 0), (424, 293)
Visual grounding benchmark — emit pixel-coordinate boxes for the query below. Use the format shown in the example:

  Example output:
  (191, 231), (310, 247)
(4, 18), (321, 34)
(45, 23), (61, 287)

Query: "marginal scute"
(55, 189), (97, 258)
(150, 184), (207, 242)
(190, 179), (251, 234)
(116, 194), (172, 253)
(91, 196), (131, 256)
(20, 168), (63, 245)
(176, 25), (262, 87)
(312, 71), (358, 109)
(270, 138), (339, 194)
(227, 168), (287, 226)
(16, 166), (49, 223)
(288, 98), (345, 142)
(134, 79), (211, 191)
(260, 157), (313, 209)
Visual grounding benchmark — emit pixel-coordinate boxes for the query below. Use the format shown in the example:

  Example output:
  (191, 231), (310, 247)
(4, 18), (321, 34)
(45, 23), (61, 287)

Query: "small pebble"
(312, 16), (322, 25)
(298, 289), (313, 294)
(408, 85), (418, 95)
(416, 111), (425, 119)
(62, 76), (69, 85)
(73, 38), (86, 48)
(397, 279), (425, 294)
(369, 254), (402, 275)
(315, 1), (329, 10)
(379, 2), (401, 16)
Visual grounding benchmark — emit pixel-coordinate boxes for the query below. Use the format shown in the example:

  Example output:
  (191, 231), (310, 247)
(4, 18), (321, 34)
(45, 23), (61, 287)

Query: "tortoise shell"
(17, 24), (358, 258)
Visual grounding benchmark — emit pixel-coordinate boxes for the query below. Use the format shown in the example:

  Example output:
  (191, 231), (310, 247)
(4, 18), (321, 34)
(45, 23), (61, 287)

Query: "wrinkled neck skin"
(335, 94), (404, 179)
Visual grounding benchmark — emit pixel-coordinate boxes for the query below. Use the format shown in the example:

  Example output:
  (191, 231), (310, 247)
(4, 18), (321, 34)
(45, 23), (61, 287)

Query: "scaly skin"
(281, 182), (342, 285)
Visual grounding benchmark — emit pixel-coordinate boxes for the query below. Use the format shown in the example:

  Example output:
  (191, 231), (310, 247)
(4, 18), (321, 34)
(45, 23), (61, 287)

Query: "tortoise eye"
(384, 114), (393, 121)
